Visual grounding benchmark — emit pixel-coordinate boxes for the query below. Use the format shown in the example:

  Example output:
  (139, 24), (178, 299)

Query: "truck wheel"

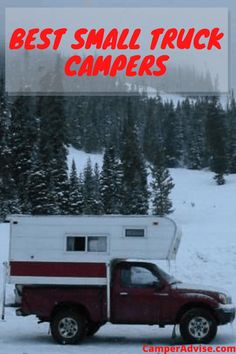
(50, 309), (86, 344)
(87, 322), (101, 337)
(180, 308), (217, 344)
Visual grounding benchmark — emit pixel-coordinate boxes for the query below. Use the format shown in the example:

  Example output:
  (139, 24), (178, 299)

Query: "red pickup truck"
(14, 259), (235, 345)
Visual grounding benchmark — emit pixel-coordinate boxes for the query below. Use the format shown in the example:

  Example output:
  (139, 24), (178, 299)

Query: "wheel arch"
(50, 301), (91, 322)
(175, 302), (218, 324)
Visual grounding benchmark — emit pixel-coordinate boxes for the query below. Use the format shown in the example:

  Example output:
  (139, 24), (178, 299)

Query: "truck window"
(121, 265), (159, 287)
(125, 229), (145, 237)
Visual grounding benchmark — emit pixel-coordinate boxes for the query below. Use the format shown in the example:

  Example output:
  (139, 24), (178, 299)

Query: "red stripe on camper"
(10, 262), (106, 278)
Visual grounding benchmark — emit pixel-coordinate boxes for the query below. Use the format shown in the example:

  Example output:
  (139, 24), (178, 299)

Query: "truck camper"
(7, 215), (181, 286)
(1, 215), (234, 345)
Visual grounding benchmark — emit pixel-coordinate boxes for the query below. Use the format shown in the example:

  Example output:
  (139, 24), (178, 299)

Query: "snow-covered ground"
(67, 147), (103, 173)
(0, 151), (236, 353)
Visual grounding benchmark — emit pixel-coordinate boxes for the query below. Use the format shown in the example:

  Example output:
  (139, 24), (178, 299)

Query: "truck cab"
(14, 259), (235, 345)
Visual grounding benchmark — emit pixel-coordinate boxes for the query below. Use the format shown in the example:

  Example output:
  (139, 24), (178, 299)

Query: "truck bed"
(18, 285), (107, 323)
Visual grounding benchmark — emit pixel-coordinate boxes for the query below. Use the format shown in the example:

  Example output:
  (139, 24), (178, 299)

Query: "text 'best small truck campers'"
(1, 215), (235, 345)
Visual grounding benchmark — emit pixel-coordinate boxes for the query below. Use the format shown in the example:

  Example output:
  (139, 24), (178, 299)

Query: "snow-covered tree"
(206, 97), (227, 185)
(0, 80), (21, 219)
(226, 94), (236, 173)
(100, 145), (122, 214)
(143, 98), (159, 164)
(187, 100), (207, 170)
(0, 80), (10, 176)
(28, 160), (55, 215)
(8, 95), (38, 211)
(68, 159), (83, 214)
(49, 156), (69, 214)
(151, 152), (174, 216)
(38, 94), (68, 168)
(92, 163), (103, 215)
(163, 101), (182, 167)
(82, 159), (96, 214)
(37, 92), (69, 212)
(0, 173), (21, 220)
(120, 101), (149, 214)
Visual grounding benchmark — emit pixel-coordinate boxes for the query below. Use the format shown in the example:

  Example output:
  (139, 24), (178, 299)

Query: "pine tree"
(120, 100), (149, 214)
(38, 95), (68, 166)
(163, 101), (181, 167)
(37, 92), (69, 213)
(151, 152), (174, 216)
(66, 96), (85, 149)
(92, 163), (103, 215)
(82, 158), (96, 214)
(206, 97), (227, 185)
(0, 80), (21, 219)
(187, 100), (207, 169)
(83, 98), (102, 153)
(0, 176), (20, 220)
(28, 157), (56, 215)
(68, 160), (83, 215)
(0, 82), (10, 179)
(100, 145), (122, 214)
(143, 98), (159, 163)
(37, 57), (68, 177)
(49, 155), (69, 214)
(178, 98), (195, 168)
(226, 94), (236, 173)
(9, 95), (38, 211)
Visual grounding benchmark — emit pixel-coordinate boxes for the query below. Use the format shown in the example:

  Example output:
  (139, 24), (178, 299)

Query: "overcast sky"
(0, 0), (235, 92)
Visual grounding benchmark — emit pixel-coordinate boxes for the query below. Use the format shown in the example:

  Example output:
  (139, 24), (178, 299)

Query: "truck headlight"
(219, 293), (231, 304)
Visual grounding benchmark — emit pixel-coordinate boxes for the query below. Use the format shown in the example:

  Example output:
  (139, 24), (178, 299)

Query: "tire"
(86, 322), (101, 337)
(180, 308), (217, 344)
(50, 308), (86, 345)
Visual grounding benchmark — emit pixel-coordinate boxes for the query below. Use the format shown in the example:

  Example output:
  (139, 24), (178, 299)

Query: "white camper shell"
(7, 215), (181, 286)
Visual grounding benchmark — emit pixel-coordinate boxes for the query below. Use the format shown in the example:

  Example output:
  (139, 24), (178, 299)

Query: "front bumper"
(215, 304), (235, 325)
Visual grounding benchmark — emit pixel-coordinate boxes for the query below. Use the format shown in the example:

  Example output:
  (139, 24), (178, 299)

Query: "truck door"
(111, 262), (163, 324)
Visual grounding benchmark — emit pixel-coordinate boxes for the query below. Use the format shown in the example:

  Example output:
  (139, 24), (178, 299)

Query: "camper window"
(67, 236), (86, 251)
(66, 236), (107, 252)
(125, 228), (145, 237)
(88, 236), (107, 252)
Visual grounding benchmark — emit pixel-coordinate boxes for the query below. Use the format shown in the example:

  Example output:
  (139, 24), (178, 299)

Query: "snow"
(133, 87), (230, 108)
(159, 93), (229, 108)
(170, 168), (236, 305)
(67, 146), (103, 173)
(0, 309), (235, 354)
(1, 151), (236, 352)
